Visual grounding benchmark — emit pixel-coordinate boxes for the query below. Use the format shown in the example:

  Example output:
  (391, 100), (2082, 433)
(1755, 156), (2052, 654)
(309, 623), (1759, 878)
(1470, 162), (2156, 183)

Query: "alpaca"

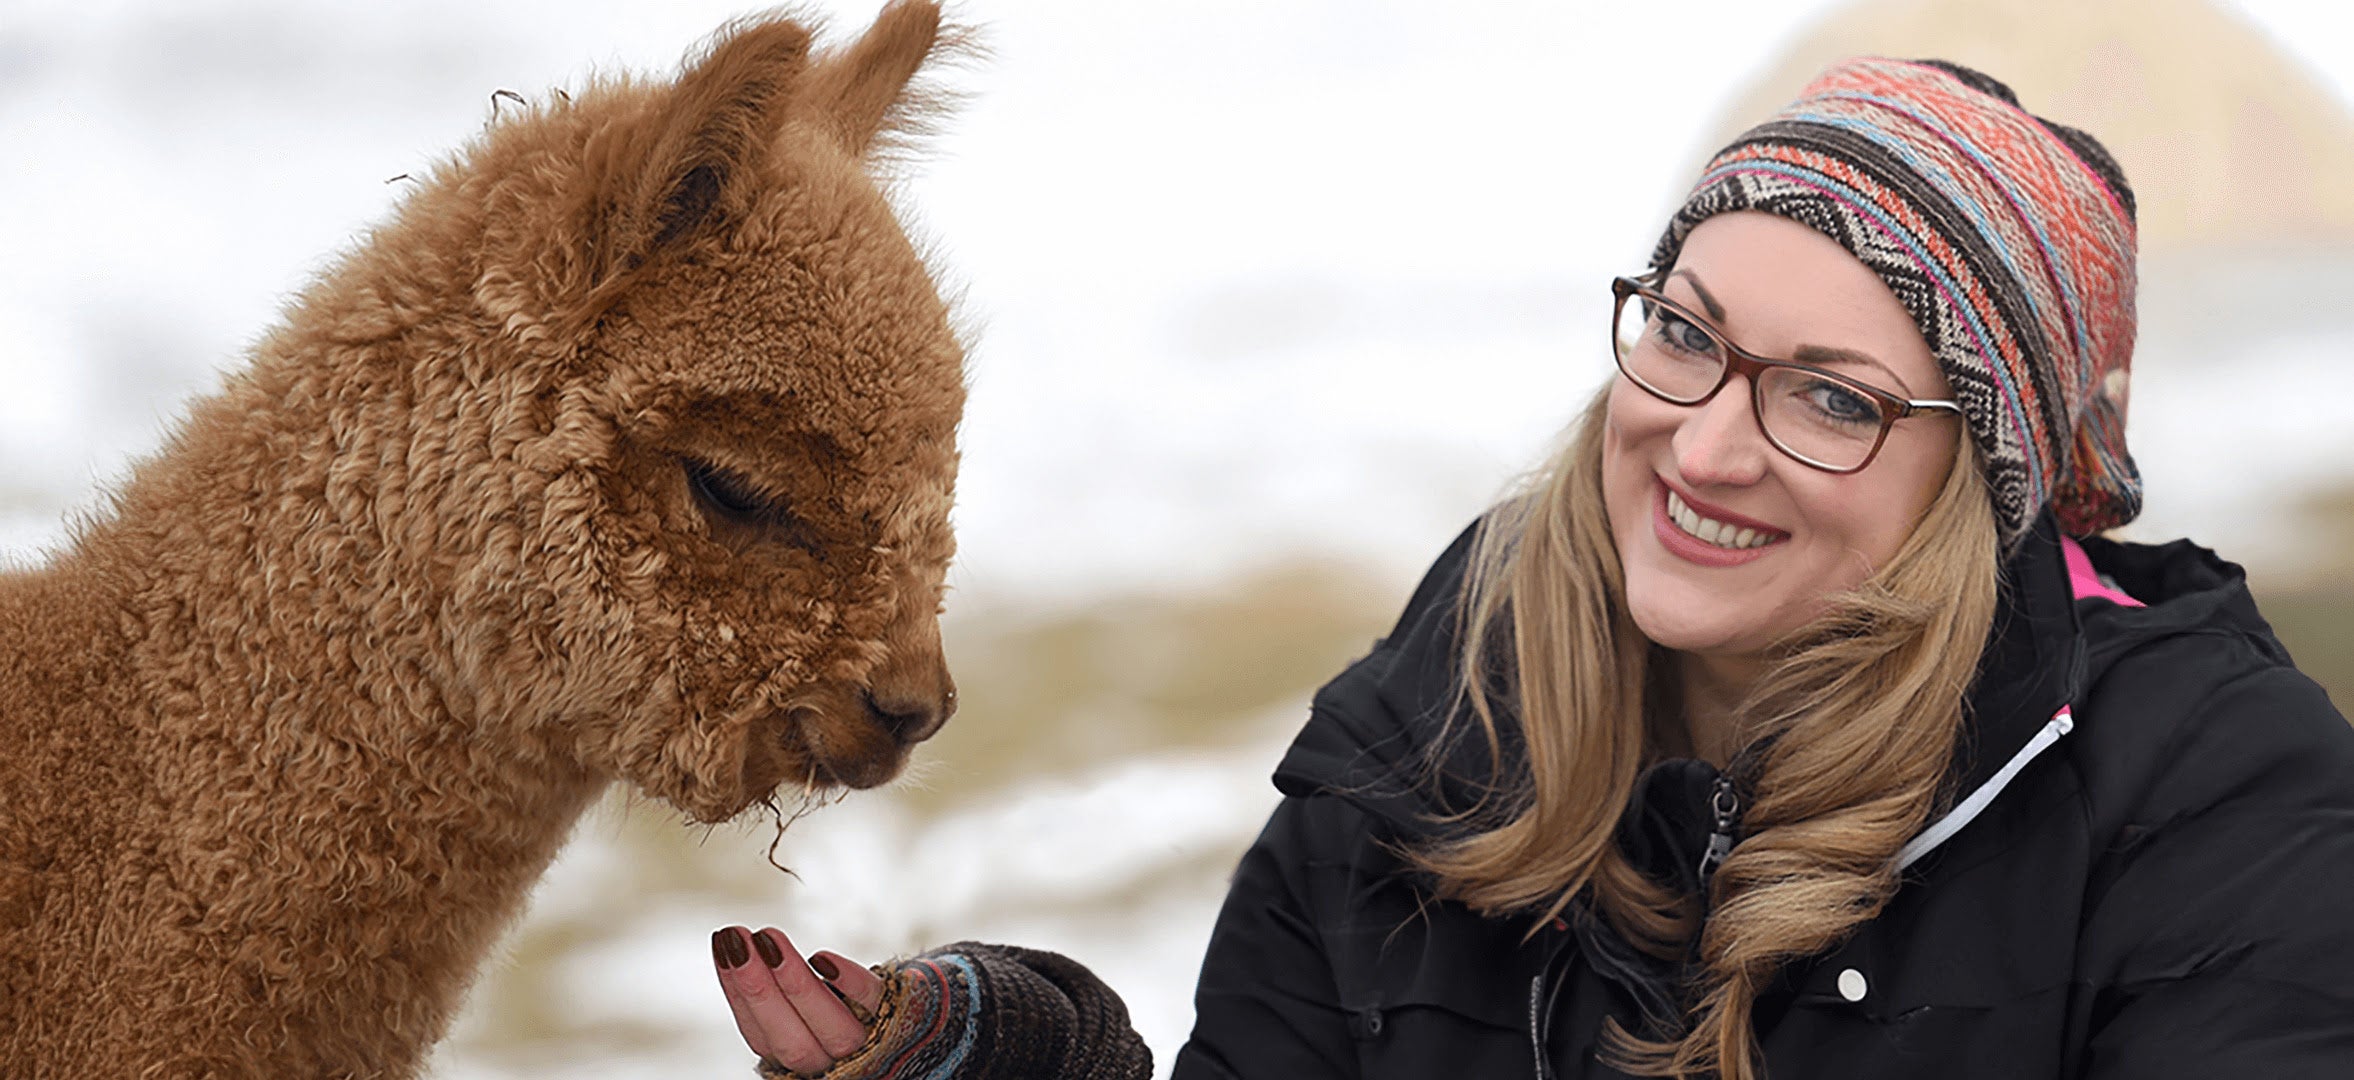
(0, 4), (966, 1075)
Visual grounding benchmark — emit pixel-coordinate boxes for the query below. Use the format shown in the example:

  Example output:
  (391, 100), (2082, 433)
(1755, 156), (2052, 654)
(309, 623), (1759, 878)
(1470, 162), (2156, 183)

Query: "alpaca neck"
(34, 324), (612, 1072)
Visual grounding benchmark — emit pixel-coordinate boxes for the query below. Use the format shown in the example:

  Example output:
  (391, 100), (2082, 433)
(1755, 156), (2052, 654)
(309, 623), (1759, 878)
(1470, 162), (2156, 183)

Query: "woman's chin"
(1633, 615), (1742, 656)
(1624, 581), (1776, 658)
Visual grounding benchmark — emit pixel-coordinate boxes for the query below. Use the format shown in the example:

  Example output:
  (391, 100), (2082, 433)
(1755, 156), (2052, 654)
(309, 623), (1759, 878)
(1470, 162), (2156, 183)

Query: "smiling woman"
(716, 55), (2354, 1080)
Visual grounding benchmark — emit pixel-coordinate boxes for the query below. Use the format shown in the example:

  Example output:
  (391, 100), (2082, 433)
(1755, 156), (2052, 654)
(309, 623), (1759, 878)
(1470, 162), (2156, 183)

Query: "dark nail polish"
(713, 928), (750, 969)
(752, 929), (785, 968)
(811, 954), (839, 980)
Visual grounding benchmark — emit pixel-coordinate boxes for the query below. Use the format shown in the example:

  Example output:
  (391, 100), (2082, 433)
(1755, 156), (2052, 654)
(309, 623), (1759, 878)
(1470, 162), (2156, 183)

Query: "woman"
(707, 59), (2354, 1078)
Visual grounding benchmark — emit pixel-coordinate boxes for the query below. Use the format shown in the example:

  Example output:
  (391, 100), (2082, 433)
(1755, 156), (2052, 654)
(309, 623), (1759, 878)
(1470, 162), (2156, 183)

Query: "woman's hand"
(711, 925), (888, 1076)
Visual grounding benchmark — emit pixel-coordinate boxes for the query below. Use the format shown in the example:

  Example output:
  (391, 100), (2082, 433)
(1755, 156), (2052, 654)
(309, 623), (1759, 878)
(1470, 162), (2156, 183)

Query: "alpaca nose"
(860, 680), (954, 745)
(864, 592), (955, 745)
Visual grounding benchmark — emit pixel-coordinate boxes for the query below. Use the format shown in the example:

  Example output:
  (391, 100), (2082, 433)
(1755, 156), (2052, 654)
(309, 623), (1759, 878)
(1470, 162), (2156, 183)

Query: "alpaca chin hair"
(663, 691), (912, 824)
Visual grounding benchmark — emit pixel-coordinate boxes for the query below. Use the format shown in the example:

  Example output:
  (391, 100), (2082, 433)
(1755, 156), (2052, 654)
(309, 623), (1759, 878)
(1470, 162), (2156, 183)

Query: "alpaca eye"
(684, 460), (771, 520)
(682, 458), (827, 559)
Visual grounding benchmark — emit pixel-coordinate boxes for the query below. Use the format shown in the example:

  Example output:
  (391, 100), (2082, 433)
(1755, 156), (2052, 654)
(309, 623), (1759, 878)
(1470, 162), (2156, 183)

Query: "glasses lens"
(1756, 365), (1888, 470)
(1613, 290), (1722, 402)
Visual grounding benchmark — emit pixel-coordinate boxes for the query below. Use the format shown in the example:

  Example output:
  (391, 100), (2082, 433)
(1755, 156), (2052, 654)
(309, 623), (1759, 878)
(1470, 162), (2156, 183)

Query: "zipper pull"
(1696, 775), (1740, 884)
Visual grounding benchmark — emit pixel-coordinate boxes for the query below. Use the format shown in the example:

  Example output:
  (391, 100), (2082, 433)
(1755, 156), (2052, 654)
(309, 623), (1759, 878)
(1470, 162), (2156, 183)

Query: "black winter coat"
(1169, 516), (2354, 1079)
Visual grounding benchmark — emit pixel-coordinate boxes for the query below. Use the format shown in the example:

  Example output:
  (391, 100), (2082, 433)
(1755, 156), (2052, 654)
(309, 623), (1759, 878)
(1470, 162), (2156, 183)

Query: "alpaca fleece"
(0, 4), (967, 1075)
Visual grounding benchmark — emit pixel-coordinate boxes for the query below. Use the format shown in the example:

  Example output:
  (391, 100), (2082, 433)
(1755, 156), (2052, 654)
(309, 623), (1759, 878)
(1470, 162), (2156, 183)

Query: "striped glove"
(756, 942), (1152, 1080)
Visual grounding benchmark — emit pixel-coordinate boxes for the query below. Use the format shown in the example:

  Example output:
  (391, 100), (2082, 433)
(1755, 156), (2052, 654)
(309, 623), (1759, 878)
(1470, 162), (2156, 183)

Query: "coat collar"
(1951, 512), (2085, 798)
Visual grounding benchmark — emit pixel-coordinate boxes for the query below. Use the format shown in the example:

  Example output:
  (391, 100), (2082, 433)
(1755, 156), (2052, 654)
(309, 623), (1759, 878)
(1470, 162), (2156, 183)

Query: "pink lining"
(2062, 535), (2143, 607)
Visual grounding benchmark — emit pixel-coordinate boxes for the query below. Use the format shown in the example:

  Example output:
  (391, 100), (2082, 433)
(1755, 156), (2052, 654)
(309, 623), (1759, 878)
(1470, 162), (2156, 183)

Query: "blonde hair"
(1411, 386), (2000, 1079)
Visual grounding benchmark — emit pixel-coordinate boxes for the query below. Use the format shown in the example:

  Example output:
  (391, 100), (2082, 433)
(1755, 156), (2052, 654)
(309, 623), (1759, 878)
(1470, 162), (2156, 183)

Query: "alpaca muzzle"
(860, 613), (955, 746)
(860, 683), (953, 746)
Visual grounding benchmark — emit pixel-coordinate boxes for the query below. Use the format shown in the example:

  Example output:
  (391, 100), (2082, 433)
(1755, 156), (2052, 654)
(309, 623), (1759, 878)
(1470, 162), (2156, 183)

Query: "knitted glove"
(755, 942), (1152, 1080)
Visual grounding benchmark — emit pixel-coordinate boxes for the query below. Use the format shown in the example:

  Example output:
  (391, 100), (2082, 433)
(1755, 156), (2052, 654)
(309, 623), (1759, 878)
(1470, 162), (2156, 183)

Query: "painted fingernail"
(752, 929), (785, 968)
(712, 928), (750, 969)
(810, 953), (839, 980)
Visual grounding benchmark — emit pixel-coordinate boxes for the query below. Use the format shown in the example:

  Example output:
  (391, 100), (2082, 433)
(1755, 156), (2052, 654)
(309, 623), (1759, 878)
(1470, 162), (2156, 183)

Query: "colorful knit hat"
(1651, 58), (2140, 545)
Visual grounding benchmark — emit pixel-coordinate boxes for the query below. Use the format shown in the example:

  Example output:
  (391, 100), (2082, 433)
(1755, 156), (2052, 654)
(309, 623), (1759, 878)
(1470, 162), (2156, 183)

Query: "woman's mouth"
(1666, 488), (1780, 550)
(1652, 483), (1789, 567)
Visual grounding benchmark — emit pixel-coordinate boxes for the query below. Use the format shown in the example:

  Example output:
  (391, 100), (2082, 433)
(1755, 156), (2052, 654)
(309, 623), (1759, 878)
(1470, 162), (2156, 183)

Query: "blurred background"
(4, 0), (2351, 1075)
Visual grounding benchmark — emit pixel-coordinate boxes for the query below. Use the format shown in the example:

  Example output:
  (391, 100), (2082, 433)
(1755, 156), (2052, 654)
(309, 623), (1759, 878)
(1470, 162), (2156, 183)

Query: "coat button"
(1837, 968), (1868, 1003)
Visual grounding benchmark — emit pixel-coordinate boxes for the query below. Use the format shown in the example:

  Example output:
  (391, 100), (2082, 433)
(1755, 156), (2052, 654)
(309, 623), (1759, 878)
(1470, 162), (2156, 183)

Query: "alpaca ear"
(799, 0), (944, 158)
(588, 19), (814, 286)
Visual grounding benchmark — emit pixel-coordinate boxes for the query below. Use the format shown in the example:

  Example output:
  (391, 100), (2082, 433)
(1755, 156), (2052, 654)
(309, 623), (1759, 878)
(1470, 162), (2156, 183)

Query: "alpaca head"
(414, 3), (967, 822)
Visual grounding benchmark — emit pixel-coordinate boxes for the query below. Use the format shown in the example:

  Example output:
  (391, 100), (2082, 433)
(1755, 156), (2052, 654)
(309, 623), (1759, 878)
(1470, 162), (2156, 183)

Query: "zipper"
(1528, 973), (1548, 1080)
(1696, 774), (1740, 885)
(1895, 705), (2076, 870)
(1531, 774), (1743, 1077)
(1528, 939), (1576, 1080)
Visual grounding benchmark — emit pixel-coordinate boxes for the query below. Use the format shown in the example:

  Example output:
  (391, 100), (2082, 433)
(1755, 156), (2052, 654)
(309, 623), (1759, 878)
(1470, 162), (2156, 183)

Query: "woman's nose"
(1673, 378), (1771, 487)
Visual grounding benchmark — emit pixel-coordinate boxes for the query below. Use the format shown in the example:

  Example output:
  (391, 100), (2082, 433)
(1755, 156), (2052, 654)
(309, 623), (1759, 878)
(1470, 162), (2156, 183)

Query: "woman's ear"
(797, 0), (946, 159)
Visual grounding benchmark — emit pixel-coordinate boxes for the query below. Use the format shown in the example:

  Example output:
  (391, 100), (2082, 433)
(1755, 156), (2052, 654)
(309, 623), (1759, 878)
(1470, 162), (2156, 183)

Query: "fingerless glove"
(757, 942), (1151, 1080)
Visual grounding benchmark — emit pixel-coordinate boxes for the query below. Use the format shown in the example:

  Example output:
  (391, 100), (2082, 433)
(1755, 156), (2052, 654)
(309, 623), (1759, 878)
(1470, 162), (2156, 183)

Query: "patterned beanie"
(1651, 57), (2141, 545)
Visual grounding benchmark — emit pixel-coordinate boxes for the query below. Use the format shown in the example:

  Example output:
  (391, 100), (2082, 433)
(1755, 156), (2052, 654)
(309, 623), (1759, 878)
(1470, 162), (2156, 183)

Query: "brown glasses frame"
(1610, 274), (1963, 474)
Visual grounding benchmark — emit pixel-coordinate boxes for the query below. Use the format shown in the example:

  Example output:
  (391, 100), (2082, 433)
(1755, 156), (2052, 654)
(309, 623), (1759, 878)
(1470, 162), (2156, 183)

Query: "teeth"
(1666, 490), (1779, 551)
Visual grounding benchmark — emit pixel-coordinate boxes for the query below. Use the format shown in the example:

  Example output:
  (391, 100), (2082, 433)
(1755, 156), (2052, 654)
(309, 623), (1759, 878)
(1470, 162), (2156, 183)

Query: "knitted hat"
(1651, 58), (2140, 545)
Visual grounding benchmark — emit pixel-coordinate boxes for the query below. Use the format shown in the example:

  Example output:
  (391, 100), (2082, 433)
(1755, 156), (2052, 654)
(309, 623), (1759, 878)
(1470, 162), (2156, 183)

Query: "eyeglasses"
(1610, 274), (1962, 473)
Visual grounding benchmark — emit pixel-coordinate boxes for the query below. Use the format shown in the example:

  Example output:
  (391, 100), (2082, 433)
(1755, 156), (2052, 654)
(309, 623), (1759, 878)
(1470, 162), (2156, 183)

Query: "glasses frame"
(1610, 273), (1964, 474)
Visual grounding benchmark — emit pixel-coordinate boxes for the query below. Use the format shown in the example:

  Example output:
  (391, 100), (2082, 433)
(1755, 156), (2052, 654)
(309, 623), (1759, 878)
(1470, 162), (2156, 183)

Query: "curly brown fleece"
(0, 4), (967, 1076)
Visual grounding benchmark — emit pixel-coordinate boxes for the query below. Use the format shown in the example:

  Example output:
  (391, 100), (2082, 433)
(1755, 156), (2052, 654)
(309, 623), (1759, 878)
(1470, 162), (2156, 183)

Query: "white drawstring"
(1896, 706), (2077, 871)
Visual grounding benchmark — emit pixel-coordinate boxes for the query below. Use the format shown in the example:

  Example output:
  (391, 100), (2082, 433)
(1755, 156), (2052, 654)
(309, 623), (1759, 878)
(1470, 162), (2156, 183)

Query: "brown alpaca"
(0, 5), (965, 1076)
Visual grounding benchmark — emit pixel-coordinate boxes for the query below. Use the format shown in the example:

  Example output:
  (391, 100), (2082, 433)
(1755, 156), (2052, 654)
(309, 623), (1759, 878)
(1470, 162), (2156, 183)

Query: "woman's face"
(1601, 211), (1961, 660)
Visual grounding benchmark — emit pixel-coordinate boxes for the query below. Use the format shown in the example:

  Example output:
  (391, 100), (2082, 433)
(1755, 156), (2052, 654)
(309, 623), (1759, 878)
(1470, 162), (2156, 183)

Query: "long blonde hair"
(1411, 386), (2000, 1079)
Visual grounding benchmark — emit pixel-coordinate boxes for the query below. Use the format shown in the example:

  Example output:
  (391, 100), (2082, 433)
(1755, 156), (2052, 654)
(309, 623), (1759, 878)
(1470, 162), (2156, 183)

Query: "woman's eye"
(685, 460), (770, 519)
(1802, 380), (1884, 426)
(1653, 311), (1719, 357)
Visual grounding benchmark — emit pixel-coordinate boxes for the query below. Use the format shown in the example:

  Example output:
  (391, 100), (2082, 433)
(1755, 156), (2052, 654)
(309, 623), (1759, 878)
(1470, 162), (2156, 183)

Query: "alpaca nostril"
(860, 690), (942, 745)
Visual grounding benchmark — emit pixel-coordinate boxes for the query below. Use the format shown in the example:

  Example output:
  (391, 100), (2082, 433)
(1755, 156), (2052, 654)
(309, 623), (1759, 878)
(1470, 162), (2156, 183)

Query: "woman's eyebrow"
(1794, 344), (1914, 396)
(1672, 268), (1917, 396)
(1669, 269), (1727, 322)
